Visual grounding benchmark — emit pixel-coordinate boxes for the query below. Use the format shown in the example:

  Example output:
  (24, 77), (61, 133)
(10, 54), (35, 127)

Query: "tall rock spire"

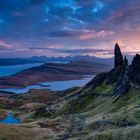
(114, 43), (123, 67)
(114, 56), (130, 95)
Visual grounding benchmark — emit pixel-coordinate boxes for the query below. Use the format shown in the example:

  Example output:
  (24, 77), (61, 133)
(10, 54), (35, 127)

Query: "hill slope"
(0, 44), (140, 140)
(0, 60), (110, 88)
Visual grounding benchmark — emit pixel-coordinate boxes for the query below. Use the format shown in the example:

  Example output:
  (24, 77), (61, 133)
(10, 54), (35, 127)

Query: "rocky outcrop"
(114, 43), (123, 67)
(107, 44), (131, 95)
(86, 43), (140, 95)
(130, 54), (140, 84)
(87, 43), (132, 95)
(114, 57), (130, 95)
(111, 46), (131, 95)
(106, 44), (124, 84)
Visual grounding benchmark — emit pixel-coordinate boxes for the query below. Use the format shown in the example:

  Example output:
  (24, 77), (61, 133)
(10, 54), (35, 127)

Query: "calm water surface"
(0, 61), (95, 93)
(0, 114), (20, 124)
(0, 76), (94, 94)
(42, 77), (93, 91)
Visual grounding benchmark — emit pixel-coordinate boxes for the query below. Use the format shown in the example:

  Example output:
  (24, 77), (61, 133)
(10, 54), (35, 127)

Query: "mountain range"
(0, 54), (133, 66)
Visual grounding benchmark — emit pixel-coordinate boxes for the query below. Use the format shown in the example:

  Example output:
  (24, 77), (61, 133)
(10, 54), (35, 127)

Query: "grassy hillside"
(0, 73), (140, 140)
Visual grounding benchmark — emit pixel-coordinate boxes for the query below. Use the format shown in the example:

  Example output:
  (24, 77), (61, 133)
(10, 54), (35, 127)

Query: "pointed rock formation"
(114, 43), (123, 67)
(111, 45), (131, 95)
(114, 57), (130, 95)
(86, 43), (140, 96)
(130, 54), (140, 84)
(131, 54), (140, 73)
(106, 43), (124, 84)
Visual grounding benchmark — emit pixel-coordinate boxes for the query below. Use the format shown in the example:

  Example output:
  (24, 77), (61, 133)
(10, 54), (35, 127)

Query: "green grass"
(94, 133), (113, 140)
(70, 83), (116, 116)
(133, 110), (140, 123)
(70, 94), (96, 113)
(106, 87), (140, 125)
(1, 81), (140, 140)
(94, 82), (113, 95)
(70, 83), (140, 127)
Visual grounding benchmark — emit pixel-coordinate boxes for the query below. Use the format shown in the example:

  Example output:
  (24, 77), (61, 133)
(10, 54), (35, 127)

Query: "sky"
(0, 0), (140, 58)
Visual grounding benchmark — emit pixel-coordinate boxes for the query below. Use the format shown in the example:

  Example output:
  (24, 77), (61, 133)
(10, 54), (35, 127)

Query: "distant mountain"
(30, 55), (134, 66)
(30, 55), (114, 65)
(0, 54), (133, 66)
(0, 60), (111, 88)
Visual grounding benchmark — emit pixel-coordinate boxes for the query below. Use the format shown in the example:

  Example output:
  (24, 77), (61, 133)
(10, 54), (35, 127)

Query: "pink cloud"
(79, 30), (115, 40)
(0, 39), (12, 49)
